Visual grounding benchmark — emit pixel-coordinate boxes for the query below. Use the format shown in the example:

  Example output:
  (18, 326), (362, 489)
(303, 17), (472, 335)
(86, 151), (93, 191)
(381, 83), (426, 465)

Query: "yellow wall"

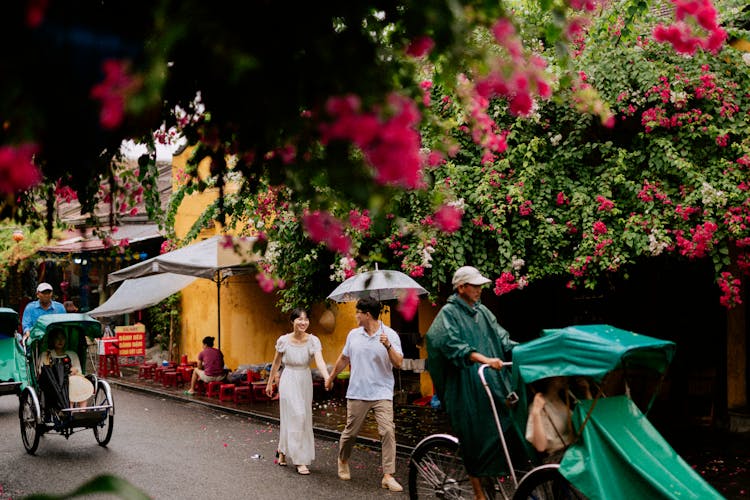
(171, 146), (436, 396)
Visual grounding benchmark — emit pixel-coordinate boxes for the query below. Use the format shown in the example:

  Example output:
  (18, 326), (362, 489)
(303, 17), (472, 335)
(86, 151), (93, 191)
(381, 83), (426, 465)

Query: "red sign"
(114, 324), (146, 357)
(99, 338), (119, 355)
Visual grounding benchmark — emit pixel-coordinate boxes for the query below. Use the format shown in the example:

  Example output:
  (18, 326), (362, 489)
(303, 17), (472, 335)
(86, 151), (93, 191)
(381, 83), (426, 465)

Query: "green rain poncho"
(426, 294), (517, 476)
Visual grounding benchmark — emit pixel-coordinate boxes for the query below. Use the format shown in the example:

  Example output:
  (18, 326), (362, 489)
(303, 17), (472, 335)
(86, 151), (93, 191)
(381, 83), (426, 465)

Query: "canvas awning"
(88, 273), (197, 318)
(106, 235), (259, 348)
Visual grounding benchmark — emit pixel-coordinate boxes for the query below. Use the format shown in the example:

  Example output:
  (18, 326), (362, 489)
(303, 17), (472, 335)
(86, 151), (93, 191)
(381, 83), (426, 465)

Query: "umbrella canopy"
(327, 268), (428, 303)
(107, 235), (259, 349)
(108, 235), (257, 284)
(88, 273), (197, 318)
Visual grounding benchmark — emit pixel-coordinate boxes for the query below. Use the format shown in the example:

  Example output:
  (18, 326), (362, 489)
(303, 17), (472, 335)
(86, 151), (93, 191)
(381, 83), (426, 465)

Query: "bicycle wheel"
(513, 464), (586, 500)
(408, 434), (473, 499)
(93, 382), (114, 446)
(19, 389), (41, 455)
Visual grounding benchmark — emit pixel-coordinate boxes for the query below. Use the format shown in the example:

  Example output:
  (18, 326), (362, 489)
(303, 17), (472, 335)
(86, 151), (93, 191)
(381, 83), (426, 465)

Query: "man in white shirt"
(326, 296), (404, 492)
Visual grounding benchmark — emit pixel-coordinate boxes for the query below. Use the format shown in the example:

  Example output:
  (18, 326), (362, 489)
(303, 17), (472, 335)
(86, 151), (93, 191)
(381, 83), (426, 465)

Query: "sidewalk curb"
(108, 377), (415, 456)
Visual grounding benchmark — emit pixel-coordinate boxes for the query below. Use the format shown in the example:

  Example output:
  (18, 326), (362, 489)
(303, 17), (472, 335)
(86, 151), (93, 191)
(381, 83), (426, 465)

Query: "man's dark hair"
(202, 336), (215, 347)
(356, 297), (381, 319)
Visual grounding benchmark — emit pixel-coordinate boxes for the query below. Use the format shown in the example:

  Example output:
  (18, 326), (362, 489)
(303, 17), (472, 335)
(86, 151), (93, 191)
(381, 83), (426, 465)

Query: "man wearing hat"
(20, 282), (66, 345)
(426, 266), (518, 500)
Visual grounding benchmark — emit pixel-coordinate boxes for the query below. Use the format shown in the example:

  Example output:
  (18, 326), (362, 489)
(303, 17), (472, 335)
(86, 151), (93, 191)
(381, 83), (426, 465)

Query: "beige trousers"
(338, 399), (396, 475)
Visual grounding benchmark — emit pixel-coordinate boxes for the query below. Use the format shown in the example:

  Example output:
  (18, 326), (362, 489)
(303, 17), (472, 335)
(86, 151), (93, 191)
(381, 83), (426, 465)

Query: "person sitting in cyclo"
(526, 376), (591, 463)
(37, 328), (88, 408)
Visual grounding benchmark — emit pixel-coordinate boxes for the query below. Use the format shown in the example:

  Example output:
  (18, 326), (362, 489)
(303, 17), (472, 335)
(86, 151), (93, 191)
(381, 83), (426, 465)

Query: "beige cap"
(452, 266), (491, 289)
(37, 282), (53, 293)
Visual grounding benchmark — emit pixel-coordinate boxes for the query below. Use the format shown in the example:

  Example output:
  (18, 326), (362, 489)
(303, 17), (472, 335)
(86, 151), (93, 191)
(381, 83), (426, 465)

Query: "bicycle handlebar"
(477, 362), (512, 383)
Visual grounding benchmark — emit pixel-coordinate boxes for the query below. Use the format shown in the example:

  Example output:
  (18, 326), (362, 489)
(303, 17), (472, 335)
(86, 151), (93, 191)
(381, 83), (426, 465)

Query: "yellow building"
(171, 146), (437, 398)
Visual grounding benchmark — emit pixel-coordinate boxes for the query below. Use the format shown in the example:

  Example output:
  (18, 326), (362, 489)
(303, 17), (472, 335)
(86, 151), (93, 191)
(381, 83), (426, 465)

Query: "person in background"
(185, 336), (225, 395)
(325, 296), (404, 492)
(266, 308), (330, 475)
(20, 282), (66, 347)
(426, 266), (518, 500)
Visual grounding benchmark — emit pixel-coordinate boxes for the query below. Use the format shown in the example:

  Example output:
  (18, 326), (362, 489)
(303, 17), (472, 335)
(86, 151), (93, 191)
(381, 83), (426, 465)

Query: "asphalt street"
(0, 387), (409, 500)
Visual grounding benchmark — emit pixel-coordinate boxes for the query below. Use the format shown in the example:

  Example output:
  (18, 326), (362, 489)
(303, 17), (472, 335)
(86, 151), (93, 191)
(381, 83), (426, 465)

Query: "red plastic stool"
(233, 385), (251, 404)
(98, 354), (121, 378)
(206, 381), (223, 398)
(154, 366), (169, 383)
(252, 381), (274, 401)
(194, 379), (207, 396)
(219, 383), (235, 402)
(162, 370), (179, 387)
(138, 364), (155, 380)
(177, 367), (193, 386)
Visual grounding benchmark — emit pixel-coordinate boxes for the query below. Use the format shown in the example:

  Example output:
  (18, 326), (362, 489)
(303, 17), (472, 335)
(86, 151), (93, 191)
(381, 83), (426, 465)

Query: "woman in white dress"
(266, 308), (330, 475)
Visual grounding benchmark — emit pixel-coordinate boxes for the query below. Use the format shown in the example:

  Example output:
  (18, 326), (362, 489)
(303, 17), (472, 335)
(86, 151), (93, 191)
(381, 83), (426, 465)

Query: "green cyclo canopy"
(0, 307), (19, 337)
(511, 324), (676, 387)
(28, 313), (103, 343)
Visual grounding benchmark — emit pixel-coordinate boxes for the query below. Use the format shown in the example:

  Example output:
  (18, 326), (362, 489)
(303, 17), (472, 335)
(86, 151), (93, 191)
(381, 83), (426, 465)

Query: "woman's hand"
(531, 392), (546, 415)
(265, 384), (274, 397)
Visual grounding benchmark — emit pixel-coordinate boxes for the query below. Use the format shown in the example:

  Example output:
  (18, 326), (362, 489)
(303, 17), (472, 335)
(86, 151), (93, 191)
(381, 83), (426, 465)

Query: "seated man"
(185, 336), (226, 395)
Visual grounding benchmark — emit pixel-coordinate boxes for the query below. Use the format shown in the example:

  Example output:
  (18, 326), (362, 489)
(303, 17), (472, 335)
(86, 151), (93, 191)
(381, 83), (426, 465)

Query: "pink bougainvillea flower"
(397, 289), (420, 321)
(592, 220), (608, 235)
(348, 209), (371, 233)
(718, 271), (742, 308)
(432, 204), (463, 233)
(221, 234), (234, 249)
(90, 59), (142, 130)
(320, 93), (424, 189)
(302, 210), (351, 254)
(653, 0), (726, 55)
(405, 36), (435, 58)
(0, 143), (42, 194)
(596, 195), (614, 211)
(160, 239), (176, 254)
(494, 272), (519, 296)
(256, 271), (276, 293)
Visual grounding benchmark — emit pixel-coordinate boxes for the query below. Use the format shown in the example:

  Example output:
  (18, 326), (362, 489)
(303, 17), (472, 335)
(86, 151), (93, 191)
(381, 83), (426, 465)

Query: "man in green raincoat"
(426, 266), (517, 500)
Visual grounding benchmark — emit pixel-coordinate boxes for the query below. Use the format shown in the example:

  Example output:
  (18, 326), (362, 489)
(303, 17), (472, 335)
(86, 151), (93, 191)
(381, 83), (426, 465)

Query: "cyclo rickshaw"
(18, 313), (114, 455)
(0, 307), (25, 398)
(408, 324), (723, 499)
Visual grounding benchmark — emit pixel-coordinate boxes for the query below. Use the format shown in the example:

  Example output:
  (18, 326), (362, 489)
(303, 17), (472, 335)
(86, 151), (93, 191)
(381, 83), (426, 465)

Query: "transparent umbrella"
(326, 266), (428, 303)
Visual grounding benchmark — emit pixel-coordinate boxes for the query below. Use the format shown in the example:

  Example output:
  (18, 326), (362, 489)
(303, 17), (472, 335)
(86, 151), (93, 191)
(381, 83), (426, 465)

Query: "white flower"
(743, 53), (750, 66)
(511, 256), (525, 271)
(549, 134), (562, 146)
(648, 232), (669, 256)
(448, 198), (466, 210)
(420, 244), (435, 268)
(700, 181), (726, 207)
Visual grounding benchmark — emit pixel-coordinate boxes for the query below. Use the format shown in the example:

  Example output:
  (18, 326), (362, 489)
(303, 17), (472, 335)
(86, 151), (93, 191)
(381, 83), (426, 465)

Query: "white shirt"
(342, 322), (402, 401)
(38, 350), (82, 375)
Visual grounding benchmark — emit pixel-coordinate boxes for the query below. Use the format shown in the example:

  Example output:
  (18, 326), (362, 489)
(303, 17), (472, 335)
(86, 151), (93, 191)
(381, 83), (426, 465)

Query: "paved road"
(0, 386), (408, 499)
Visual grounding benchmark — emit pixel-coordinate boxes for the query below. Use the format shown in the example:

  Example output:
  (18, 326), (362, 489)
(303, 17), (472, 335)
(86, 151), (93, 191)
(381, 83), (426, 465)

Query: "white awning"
(87, 273), (197, 318)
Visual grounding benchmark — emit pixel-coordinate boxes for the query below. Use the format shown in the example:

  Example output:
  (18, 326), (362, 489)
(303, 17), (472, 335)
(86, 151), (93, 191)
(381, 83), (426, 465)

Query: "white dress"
(276, 333), (321, 466)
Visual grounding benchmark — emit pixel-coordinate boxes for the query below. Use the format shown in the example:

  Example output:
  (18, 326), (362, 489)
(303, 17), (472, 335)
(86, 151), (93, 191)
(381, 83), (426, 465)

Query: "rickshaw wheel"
(19, 389), (41, 455)
(408, 434), (473, 500)
(93, 383), (114, 446)
(513, 464), (585, 500)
